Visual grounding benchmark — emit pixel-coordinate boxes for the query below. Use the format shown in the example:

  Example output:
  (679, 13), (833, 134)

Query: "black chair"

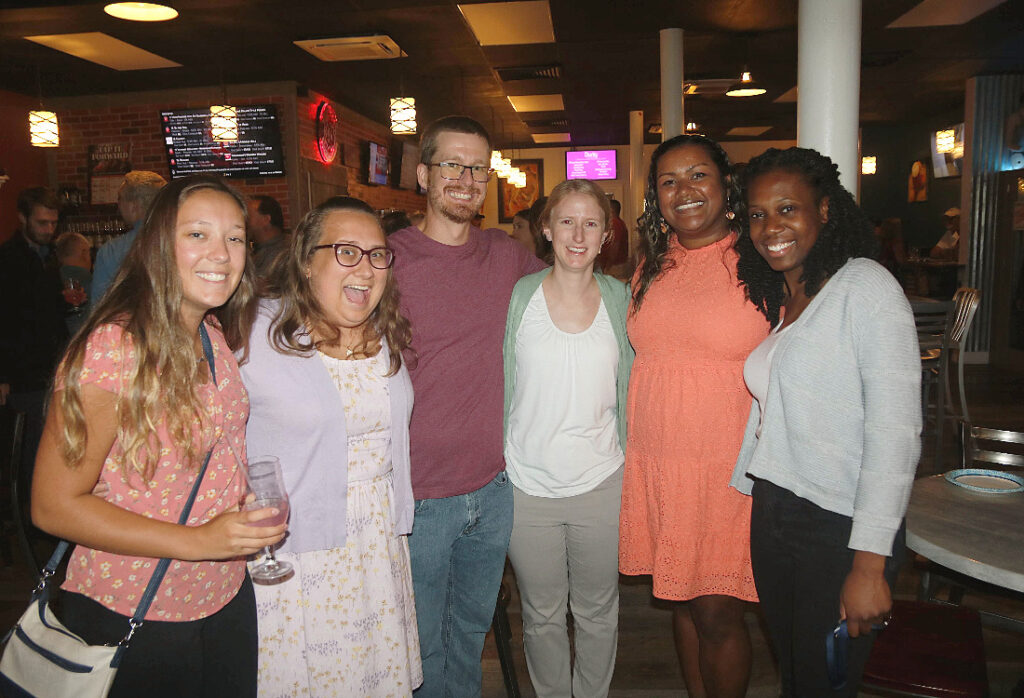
(1, 407), (35, 575)
(492, 581), (521, 698)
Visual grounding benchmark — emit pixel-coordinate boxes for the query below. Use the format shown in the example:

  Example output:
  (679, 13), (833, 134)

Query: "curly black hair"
(735, 147), (879, 325)
(632, 134), (743, 309)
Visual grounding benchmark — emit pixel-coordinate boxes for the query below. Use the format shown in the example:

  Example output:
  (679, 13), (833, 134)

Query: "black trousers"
(750, 479), (904, 698)
(58, 572), (258, 698)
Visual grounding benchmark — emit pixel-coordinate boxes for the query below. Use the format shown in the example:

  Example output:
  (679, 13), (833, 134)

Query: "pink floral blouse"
(61, 321), (249, 622)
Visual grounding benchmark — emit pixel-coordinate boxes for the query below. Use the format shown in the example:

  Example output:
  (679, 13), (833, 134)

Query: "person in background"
(0, 186), (66, 482)
(247, 194), (287, 276)
(731, 147), (919, 696)
(472, 212), (485, 228)
(528, 196), (553, 264)
(389, 115), (545, 697)
(619, 134), (769, 698)
(509, 207), (538, 256)
(408, 210), (425, 229)
(875, 217), (906, 280)
(55, 231), (92, 335)
(242, 196), (421, 696)
(929, 207), (960, 260)
(31, 175), (285, 697)
(91, 170), (166, 302)
(381, 208), (413, 236)
(504, 179), (633, 697)
(595, 198), (629, 280)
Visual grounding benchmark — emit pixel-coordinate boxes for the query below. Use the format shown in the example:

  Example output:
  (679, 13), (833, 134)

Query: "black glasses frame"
(428, 162), (493, 183)
(311, 243), (395, 269)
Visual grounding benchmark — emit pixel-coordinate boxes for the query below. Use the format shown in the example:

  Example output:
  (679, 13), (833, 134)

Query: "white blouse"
(743, 320), (790, 437)
(505, 284), (624, 497)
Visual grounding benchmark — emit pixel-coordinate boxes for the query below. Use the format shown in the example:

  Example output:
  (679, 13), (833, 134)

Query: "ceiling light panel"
(104, 3), (178, 21)
(531, 132), (570, 143)
(887, 0), (1005, 28)
(24, 32), (180, 70)
(459, 1), (555, 46)
(508, 94), (564, 112)
(774, 86), (798, 103)
(726, 126), (772, 137)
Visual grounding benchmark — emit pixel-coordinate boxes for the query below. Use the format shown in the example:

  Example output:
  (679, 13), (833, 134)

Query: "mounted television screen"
(930, 123), (963, 178)
(398, 141), (421, 191)
(160, 105), (285, 179)
(368, 141), (389, 185)
(566, 150), (617, 180)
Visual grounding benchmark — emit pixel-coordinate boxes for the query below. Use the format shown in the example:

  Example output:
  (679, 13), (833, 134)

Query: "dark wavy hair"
(262, 196), (411, 376)
(632, 134), (743, 309)
(735, 147), (879, 325)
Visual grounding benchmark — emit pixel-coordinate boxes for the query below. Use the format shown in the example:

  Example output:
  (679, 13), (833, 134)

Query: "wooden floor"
(483, 364), (1024, 698)
(0, 365), (1020, 697)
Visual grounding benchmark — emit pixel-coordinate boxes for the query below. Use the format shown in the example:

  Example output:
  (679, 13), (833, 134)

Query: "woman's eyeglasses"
(311, 243), (395, 269)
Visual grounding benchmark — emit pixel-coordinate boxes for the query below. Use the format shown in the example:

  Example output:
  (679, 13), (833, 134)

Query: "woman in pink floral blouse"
(32, 175), (286, 697)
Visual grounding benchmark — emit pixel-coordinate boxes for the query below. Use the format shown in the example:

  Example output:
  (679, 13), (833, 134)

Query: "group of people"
(7, 113), (921, 698)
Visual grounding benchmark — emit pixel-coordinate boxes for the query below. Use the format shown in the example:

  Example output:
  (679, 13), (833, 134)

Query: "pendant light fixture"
(29, 67), (58, 147)
(210, 104), (238, 141)
(725, 68), (766, 98)
(390, 96), (416, 134)
(861, 156), (877, 175)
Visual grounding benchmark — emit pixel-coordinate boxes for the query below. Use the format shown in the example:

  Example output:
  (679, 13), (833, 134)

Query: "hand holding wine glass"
(244, 456), (294, 583)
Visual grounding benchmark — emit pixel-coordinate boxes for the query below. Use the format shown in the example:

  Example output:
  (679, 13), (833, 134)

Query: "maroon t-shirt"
(389, 225), (546, 499)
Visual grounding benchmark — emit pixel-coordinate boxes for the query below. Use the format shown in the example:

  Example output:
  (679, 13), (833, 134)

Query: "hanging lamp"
(390, 97), (416, 134)
(29, 110), (59, 147)
(210, 104), (238, 141)
(726, 68), (766, 98)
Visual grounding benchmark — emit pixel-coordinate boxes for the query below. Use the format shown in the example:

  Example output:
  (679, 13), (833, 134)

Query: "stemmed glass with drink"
(243, 456), (293, 583)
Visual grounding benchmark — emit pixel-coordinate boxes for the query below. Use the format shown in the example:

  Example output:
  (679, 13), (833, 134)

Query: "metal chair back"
(960, 420), (1024, 470)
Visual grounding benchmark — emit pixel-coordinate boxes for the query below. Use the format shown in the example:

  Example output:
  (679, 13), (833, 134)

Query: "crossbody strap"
(37, 322), (222, 651)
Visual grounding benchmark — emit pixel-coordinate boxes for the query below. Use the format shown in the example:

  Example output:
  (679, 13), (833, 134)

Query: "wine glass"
(243, 456), (293, 583)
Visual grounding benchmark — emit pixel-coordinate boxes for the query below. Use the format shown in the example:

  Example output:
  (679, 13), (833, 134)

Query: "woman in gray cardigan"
(731, 148), (920, 697)
(503, 178), (633, 697)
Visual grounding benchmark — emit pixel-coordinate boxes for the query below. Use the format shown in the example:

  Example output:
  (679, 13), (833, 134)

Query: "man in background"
(0, 186), (66, 476)
(247, 194), (287, 276)
(596, 197), (630, 279)
(91, 170), (166, 301)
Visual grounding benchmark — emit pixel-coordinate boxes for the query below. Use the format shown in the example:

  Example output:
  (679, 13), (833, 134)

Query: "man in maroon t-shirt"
(389, 116), (545, 696)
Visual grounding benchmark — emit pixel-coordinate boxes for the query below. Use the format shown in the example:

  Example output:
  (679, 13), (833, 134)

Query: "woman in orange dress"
(619, 134), (772, 698)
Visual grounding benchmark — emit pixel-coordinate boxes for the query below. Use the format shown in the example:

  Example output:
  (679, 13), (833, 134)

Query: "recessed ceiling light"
(24, 33), (181, 70)
(458, 1), (555, 46)
(531, 132), (570, 143)
(104, 3), (178, 21)
(725, 126), (772, 137)
(508, 94), (564, 112)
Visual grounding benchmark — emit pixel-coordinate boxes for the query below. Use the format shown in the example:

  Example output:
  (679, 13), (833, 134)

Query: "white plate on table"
(944, 469), (1024, 494)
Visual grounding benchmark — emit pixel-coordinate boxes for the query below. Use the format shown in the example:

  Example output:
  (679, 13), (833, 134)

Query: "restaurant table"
(906, 474), (1024, 594)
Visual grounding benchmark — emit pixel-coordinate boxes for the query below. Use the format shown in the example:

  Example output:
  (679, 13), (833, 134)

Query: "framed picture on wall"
(908, 160), (928, 202)
(498, 159), (544, 223)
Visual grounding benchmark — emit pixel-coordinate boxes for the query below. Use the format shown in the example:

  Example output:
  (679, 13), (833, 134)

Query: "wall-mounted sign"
(316, 101), (338, 164)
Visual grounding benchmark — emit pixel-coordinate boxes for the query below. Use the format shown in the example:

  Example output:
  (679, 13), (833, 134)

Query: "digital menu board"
(566, 150), (617, 180)
(160, 105), (285, 179)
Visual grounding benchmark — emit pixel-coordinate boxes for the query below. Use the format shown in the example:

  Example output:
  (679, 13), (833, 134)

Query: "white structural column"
(797, 0), (862, 194)
(629, 109), (645, 258)
(660, 28), (683, 141)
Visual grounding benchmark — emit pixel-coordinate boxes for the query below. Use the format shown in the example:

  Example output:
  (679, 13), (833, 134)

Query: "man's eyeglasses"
(428, 162), (492, 183)
(311, 243), (395, 269)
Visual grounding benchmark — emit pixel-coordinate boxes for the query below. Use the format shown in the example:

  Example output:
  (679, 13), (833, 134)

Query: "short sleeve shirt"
(61, 321), (250, 621)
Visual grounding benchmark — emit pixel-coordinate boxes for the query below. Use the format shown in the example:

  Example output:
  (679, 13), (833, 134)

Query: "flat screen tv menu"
(160, 105), (285, 179)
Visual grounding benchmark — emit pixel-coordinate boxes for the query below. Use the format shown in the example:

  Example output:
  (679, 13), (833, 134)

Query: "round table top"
(906, 474), (1024, 593)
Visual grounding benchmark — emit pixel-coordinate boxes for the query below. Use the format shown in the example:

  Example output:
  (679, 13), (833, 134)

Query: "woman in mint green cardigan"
(502, 178), (633, 698)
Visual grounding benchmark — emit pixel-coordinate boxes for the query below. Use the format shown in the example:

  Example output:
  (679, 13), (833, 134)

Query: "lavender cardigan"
(240, 299), (415, 554)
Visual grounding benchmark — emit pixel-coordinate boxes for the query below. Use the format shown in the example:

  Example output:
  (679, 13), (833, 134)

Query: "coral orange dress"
(619, 233), (768, 601)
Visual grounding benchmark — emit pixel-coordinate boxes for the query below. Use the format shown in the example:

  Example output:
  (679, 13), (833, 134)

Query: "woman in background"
(619, 134), (771, 698)
(504, 178), (633, 697)
(732, 147), (919, 696)
(33, 175), (283, 697)
(241, 196), (421, 696)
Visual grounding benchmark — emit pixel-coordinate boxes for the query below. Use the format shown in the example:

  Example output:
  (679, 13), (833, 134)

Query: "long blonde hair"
(55, 176), (257, 482)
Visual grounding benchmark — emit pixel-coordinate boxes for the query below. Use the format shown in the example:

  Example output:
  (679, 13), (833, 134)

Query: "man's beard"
(430, 185), (479, 224)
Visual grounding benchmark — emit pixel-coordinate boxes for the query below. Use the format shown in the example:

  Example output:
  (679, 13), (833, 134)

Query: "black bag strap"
(35, 322), (221, 653)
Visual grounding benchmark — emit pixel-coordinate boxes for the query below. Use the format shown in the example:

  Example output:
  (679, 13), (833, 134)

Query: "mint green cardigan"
(502, 268), (634, 453)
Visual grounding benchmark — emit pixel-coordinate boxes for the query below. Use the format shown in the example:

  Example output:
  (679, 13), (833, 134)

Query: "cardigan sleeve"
(848, 272), (922, 555)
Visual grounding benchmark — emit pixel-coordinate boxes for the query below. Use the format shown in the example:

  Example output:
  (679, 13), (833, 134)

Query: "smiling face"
(746, 168), (829, 295)
(417, 131), (490, 224)
(544, 192), (608, 274)
(655, 143), (731, 249)
(306, 209), (389, 344)
(174, 188), (248, 329)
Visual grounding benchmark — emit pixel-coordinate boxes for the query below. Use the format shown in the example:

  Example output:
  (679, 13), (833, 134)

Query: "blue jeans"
(409, 471), (513, 697)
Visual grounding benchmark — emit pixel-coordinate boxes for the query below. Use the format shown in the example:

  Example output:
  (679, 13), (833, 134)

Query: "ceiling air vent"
(294, 35), (405, 62)
(525, 118), (569, 129)
(497, 64), (562, 82)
